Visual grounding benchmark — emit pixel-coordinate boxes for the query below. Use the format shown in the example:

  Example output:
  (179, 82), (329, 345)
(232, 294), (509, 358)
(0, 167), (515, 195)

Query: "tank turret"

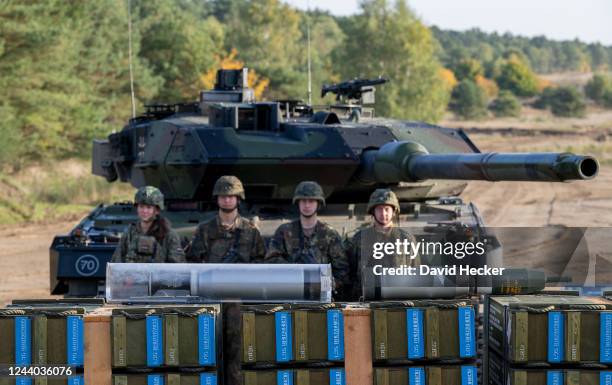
(92, 69), (597, 205)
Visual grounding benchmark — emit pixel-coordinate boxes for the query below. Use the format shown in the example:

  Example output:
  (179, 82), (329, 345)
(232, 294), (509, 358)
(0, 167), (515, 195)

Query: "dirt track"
(0, 124), (611, 306)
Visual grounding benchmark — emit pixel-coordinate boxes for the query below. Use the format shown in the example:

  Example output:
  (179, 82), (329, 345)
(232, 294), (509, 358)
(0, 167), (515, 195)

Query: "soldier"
(265, 181), (349, 297)
(111, 186), (185, 263)
(345, 188), (420, 299)
(188, 175), (265, 263)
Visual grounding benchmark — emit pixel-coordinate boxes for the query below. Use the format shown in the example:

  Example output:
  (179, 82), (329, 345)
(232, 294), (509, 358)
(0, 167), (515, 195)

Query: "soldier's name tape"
(372, 264), (505, 277)
(113, 313), (216, 367)
(13, 315), (84, 367)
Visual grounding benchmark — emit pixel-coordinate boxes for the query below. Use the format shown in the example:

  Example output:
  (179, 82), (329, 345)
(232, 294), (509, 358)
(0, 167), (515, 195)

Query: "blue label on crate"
(200, 373), (217, 385)
(15, 316), (31, 365)
(406, 309), (424, 359)
(408, 367), (425, 385)
(601, 313), (612, 363)
(547, 371), (563, 385)
(327, 309), (345, 361)
(147, 375), (164, 385)
(458, 306), (475, 358)
(68, 375), (84, 385)
(329, 368), (345, 385)
(198, 313), (216, 366)
(146, 315), (163, 367)
(547, 312), (564, 363)
(277, 370), (293, 385)
(67, 316), (84, 366)
(275, 312), (293, 362)
(461, 366), (477, 385)
(15, 378), (32, 385)
(601, 372), (612, 385)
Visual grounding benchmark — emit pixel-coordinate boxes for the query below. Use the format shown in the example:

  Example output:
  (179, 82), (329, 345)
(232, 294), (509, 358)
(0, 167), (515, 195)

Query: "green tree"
(489, 91), (521, 117)
(0, 1), (160, 166)
(334, 0), (449, 122)
(135, 0), (224, 102)
(495, 57), (539, 97)
(602, 89), (612, 108)
(450, 80), (487, 119)
(585, 74), (611, 103)
(221, 0), (306, 99)
(453, 59), (484, 81)
(547, 87), (586, 117)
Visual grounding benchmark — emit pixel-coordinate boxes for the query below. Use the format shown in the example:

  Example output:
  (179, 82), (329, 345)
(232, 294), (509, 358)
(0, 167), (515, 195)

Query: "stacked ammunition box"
(241, 368), (346, 385)
(236, 304), (346, 385)
(373, 365), (478, 385)
(370, 300), (478, 385)
(485, 294), (612, 385)
(110, 305), (221, 384)
(0, 303), (88, 385)
(488, 349), (612, 385)
(112, 373), (217, 385)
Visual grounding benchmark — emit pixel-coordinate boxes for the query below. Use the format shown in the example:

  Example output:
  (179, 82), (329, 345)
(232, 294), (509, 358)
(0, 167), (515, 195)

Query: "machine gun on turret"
(321, 77), (388, 103)
(321, 77), (388, 121)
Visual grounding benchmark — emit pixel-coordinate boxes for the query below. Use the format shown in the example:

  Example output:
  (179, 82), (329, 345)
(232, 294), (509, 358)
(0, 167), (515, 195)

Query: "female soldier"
(111, 186), (185, 262)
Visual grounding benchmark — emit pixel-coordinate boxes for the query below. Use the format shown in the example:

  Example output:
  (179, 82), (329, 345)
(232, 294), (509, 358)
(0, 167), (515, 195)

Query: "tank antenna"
(306, 0), (312, 105)
(127, 0), (136, 119)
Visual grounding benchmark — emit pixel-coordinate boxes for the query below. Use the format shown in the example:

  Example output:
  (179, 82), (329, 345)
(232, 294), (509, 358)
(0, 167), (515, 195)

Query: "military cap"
(134, 186), (164, 210)
(292, 181), (325, 206)
(367, 188), (399, 214)
(213, 175), (246, 199)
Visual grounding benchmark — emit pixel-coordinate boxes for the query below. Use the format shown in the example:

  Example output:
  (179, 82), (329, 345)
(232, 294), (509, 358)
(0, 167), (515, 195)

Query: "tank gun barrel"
(358, 141), (599, 184)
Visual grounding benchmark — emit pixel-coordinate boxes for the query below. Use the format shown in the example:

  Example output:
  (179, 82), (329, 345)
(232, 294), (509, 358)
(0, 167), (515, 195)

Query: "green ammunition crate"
(0, 376), (84, 385)
(0, 307), (85, 367)
(370, 300), (477, 363)
(111, 305), (220, 369)
(374, 365), (478, 385)
(487, 295), (612, 364)
(240, 304), (345, 365)
(112, 373), (217, 385)
(242, 368), (346, 385)
(488, 350), (612, 385)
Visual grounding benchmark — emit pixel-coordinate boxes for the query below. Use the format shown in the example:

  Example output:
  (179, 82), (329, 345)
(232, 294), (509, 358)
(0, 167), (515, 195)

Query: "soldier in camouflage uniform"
(111, 186), (185, 263)
(265, 181), (350, 297)
(187, 175), (265, 263)
(345, 189), (420, 299)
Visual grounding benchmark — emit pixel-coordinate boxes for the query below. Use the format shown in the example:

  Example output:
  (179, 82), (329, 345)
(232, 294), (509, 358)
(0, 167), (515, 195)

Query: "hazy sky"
(284, 0), (612, 45)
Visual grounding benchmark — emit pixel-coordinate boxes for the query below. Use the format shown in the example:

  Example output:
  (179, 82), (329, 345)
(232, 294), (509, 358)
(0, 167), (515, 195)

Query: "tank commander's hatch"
(209, 102), (281, 131)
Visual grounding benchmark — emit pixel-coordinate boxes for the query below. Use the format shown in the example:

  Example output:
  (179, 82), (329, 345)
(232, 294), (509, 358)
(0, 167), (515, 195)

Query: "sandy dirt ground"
(0, 115), (611, 305)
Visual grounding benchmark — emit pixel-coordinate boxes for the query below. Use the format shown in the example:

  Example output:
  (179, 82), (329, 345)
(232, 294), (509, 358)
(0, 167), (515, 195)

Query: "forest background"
(1, 0), (612, 225)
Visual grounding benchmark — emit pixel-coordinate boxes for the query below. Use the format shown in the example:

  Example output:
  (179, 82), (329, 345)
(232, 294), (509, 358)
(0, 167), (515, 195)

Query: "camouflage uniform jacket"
(188, 215), (265, 263)
(111, 222), (185, 263)
(265, 220), (350, 285)
(345, 225), (420, 298)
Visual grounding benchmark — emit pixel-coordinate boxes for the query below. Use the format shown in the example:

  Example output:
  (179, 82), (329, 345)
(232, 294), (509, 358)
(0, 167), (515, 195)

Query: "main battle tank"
(50, 68), (599, 297)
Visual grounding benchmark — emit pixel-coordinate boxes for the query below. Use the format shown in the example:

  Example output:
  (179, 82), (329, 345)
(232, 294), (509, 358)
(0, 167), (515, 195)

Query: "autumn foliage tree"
(495, 56), (539, 97)
(334, 0), (450, 122)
